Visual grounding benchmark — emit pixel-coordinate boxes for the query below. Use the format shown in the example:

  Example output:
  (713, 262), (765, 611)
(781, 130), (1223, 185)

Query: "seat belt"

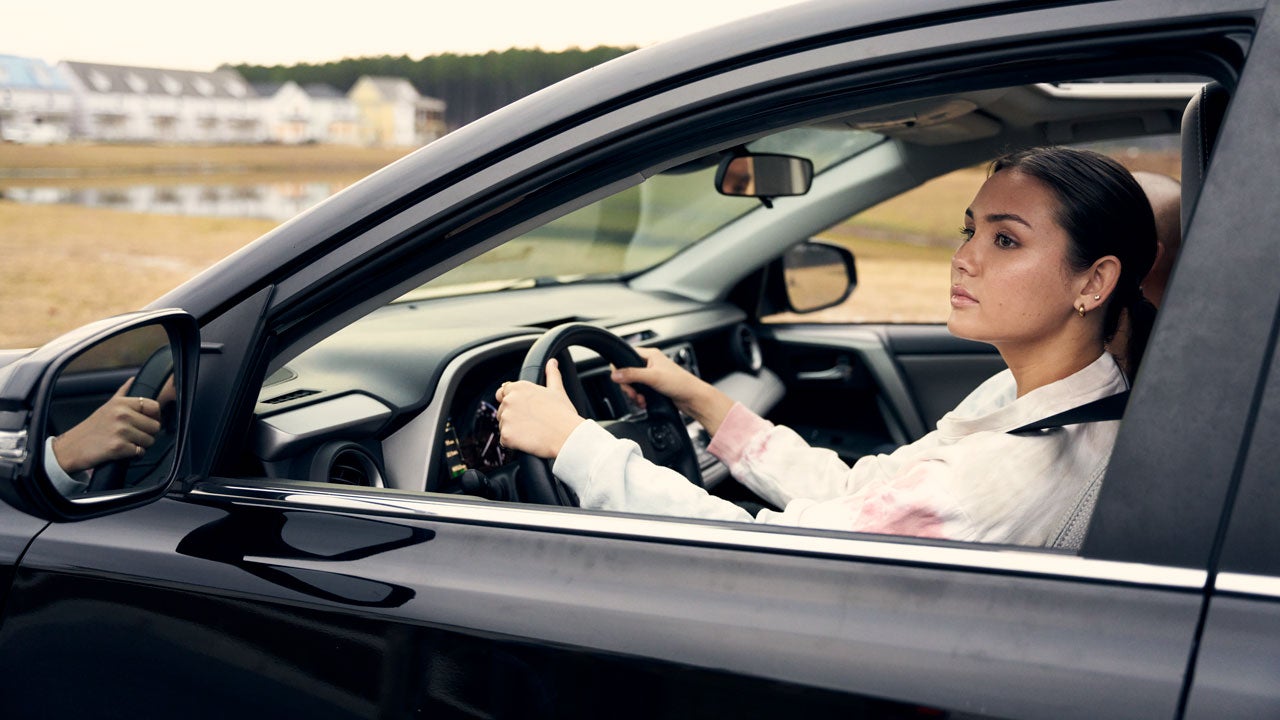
(1007, 390), (1130, 435)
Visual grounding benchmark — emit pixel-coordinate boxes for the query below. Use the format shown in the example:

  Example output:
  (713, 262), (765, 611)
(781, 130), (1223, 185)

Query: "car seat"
(1050, 80), (1231, 551)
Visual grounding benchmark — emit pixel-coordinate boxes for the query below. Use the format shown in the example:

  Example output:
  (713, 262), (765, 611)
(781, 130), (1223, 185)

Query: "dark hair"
(991, 147), (1158, 379)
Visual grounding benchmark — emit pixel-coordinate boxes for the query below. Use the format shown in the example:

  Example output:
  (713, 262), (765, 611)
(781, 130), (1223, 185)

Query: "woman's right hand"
(51, 379), (162, 475)
(610, 347), (735, 435)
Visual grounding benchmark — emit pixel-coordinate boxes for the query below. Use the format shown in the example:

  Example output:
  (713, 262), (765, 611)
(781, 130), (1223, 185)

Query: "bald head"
(1133, 171), (1181, 307)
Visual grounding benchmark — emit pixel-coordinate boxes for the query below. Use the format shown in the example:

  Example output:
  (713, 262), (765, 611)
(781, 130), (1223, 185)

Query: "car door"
(0, 505), (45, 617)
(1182, 320), (1280, 718)
(0, 1), (1273, 717)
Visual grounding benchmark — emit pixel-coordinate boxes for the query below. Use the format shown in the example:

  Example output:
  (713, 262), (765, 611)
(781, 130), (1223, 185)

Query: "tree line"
(232, 46), (634, 131)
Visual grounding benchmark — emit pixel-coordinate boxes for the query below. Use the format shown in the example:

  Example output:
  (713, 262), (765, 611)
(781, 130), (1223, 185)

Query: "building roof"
(303, 83), (345, 99)
(0, 55), (71, 91)
(355, 76), (421, 103)
(250, 81), (286, 98)
(60, 61), (253, 99)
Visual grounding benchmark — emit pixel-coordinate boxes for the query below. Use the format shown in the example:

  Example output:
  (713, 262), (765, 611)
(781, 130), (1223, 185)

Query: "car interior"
(197, 69), (1231, 548)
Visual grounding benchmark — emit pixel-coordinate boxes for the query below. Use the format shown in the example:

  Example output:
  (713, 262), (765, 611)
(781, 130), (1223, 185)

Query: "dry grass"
(0, 202), (276, 348)
(0, 143), (413, 177)
(1, 145), (1179, 349)
(0, 143), (416, 349)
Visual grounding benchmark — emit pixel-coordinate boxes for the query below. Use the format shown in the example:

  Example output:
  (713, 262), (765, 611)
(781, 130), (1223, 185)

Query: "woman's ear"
(1080, 255), (1121, 311)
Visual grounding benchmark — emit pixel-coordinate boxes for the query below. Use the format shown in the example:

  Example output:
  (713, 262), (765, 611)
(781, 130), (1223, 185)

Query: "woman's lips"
(950, 285), (978, 308)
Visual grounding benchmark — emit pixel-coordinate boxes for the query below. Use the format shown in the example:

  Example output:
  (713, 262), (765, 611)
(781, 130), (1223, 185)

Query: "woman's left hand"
(495, 359), (585, 459)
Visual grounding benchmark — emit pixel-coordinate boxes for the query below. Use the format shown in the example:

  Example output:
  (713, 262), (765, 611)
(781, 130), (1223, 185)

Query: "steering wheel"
(515, 323), (702, 506)
(87, 345), (176, 492)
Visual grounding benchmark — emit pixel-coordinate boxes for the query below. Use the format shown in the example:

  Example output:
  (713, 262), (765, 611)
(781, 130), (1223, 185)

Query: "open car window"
(248, 70), (1217, 556)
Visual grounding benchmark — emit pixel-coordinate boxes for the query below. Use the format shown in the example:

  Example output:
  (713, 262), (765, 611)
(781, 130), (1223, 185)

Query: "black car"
(1, 0), (1277, 717)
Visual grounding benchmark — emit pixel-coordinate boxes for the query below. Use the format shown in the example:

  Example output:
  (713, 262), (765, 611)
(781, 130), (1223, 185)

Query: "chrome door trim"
(1215, 572), (1280, 599)
(193, 481), (1207, 591)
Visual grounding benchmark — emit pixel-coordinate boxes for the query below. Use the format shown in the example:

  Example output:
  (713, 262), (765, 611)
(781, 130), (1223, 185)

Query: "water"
(1, 180), (348, 222)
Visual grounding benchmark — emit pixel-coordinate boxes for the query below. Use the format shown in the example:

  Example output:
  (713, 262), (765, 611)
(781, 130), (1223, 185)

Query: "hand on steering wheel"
(494, 358), (585, 459)
(496, 323), (702, 506)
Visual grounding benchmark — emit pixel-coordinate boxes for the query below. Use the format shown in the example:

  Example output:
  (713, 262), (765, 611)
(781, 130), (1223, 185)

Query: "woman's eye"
(959, 226), (975, 242)
(994, 232), (1017, 249)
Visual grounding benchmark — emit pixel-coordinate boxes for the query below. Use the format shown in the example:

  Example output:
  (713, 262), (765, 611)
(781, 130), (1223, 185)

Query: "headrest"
(1180, 82), (1230, 235)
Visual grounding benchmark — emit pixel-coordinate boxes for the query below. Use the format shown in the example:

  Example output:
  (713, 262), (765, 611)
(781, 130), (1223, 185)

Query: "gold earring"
(1078, 304), (1087, 318)
(1093, 294), (1101, 301)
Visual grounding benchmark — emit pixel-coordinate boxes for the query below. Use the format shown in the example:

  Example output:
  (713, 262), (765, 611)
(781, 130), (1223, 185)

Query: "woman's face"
(948, 169), (1086, 350)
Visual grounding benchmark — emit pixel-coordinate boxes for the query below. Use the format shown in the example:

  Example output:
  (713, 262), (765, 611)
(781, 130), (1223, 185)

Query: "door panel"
(0, 504), (45, 615)
(1183, 589), (1280, 718)
(882, 326), (1004, 434)
(2, 484), (1204, 719)
(761, 324), (1002, 453)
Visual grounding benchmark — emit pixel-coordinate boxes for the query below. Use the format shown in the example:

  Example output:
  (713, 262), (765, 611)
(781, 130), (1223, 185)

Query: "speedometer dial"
(457, 387), (514, 472)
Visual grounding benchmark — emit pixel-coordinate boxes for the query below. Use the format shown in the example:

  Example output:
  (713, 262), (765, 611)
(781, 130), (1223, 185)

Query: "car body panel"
(2, 485), (1206, 718)
(1, 0), (1277, 716)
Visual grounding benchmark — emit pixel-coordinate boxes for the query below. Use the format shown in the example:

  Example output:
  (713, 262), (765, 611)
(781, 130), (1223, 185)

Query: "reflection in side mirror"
(42, 323), (182, 502)
(716, 154), (814, 199)
(782, 240), (857, 313)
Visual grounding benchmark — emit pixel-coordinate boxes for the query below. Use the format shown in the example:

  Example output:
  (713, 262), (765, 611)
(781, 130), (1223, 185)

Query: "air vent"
(309, 443), (383, 487)
(263, 389), (319, 404)
(329, 449), (374, 486)
(621, 329), (657, 344)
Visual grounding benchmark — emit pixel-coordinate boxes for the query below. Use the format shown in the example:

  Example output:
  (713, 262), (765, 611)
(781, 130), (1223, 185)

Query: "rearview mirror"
(716, 153), (814, 199)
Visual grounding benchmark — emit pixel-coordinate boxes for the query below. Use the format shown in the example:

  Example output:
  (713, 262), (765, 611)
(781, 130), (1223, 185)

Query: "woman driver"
(494, 146), (1158, 546)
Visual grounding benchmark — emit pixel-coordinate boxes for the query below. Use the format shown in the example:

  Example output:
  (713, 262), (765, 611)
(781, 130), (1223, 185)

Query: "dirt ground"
(0, 145), (1178, 349)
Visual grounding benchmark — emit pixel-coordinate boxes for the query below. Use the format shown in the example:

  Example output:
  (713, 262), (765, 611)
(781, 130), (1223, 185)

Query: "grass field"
(0, 144), (1178, 349)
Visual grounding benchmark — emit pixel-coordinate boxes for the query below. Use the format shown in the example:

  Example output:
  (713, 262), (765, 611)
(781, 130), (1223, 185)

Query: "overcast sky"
(5, 0), (811, 70)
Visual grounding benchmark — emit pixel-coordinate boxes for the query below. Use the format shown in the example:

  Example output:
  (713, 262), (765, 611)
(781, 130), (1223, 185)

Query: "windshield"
(404, 126), (882, 299)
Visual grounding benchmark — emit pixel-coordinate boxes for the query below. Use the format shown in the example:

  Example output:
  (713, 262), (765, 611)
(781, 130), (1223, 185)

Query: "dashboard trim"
(255, 393), (394, 461)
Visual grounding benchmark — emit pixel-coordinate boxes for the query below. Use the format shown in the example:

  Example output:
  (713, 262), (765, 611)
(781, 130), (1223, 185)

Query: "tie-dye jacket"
(553, 353), (1127, 546)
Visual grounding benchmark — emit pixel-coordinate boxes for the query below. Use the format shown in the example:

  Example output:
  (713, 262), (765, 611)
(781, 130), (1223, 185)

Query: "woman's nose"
(952, 241), (976, 276)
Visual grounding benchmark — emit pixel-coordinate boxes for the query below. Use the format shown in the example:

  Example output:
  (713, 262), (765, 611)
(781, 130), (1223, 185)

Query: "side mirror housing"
(766, 240), (857, 314)
(0, 309), (198, 521)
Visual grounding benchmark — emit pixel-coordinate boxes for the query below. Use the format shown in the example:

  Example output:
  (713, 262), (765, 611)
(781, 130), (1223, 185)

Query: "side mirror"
(0, 309), (197, 521)
(777, 240), (857, 313)
(715, 153), (814, 202)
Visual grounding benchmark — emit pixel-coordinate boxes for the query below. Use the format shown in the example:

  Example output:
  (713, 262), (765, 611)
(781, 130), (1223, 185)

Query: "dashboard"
(250, 283), (782, 498)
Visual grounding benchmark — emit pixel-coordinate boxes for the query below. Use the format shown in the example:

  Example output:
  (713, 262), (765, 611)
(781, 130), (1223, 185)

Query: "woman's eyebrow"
(964, 208), (1033, 228)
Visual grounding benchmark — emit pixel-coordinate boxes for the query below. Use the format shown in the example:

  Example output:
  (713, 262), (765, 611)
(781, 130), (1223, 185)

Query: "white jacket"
(554, 353), (1127, 546)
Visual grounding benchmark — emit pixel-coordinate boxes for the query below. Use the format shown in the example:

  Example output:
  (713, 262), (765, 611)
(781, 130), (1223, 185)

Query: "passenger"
(1131, 170), (1181, 307)
(495, 147), (1158, 546)
(1109, 171), (1180, 376)
(44, 378), (167, 495)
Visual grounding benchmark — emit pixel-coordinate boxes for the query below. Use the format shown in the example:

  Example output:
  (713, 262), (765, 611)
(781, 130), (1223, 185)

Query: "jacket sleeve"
(708, 403), (895, 509)
(554, 420), (755, 523)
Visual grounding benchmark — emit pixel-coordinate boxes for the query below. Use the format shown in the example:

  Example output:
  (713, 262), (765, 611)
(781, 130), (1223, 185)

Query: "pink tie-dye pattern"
(842, 463), (947, 538)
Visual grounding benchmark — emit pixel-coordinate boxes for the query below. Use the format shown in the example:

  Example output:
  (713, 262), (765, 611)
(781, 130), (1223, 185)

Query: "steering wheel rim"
(88, 345), (176, 492)
(515, 323), (702, 506)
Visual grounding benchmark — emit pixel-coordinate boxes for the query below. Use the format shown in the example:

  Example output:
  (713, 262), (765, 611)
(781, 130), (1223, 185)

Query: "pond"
(1, 180), (349, 222)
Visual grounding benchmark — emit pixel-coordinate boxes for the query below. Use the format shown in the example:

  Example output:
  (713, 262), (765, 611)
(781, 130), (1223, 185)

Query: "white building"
(0, 55), (74, 143)
(253, 81), (360, 145)
(4, 58), (445, 147)
(349, 76), (446, 147)
(59, 61), (262, 143)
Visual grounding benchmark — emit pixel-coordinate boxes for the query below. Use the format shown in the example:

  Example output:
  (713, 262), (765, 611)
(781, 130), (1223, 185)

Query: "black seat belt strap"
(1007, 390), (1131, 435)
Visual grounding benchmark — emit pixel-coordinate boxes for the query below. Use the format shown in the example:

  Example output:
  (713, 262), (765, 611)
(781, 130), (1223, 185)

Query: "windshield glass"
(403, 126), (882, 299)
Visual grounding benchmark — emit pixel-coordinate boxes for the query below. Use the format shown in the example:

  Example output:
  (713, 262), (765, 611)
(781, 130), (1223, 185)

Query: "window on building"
(161, 75), (183, 95)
